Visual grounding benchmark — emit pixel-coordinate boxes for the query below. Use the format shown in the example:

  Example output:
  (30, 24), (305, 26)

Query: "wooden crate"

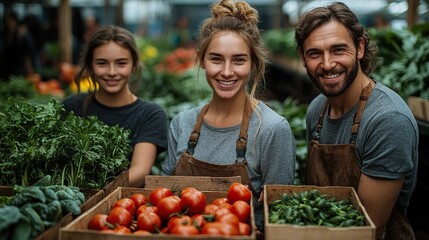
(0, 186), (104, 240)
(60, 187), (256, 240)
(408, 96), (429, 122)
(103, 170), (129, 196)
(263, 185), (376, 240)
(144, 175), (242, 191)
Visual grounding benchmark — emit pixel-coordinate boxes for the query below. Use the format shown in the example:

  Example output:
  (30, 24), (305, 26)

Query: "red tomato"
(201, 222), (238, 236)
(137, 212), (162, 233)
(238, 222), (251, 235)
(160, 227), (169, 234)
(113, 198), (136, 216)
(216, 213), (240, 229)
(204, 203), (219, 215)
(133, 230), (152, 236)
(230, 200), (251, 223)
(106, 206), (132, 227)
(180, 187), (198, 197)
(87, 213), (108, 230)
(180, 189), (206, 215)
(227, 182), (251, 204)
(136, 204), (158, 217)
(130, 193), (148, 209)
(214, 207), (231, 219)
(217, 202), (232, 210)
(167, 215), (193, 232)
(101, 225), (131, 234)
(170, 224), (200, 235)
(156, 195), (182, 220)
(149, 187), (174, 206)
(192, 214), (208, 228)
(212, 197), (229, 206)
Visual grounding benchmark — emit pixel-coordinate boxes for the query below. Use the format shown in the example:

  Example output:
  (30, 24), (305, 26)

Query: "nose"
(321, 53), (336, 70)
(221, 62), (234, 77)
(107, 64), (117, 76)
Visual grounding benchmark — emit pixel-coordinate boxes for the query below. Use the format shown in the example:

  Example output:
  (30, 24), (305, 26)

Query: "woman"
(161, 0), (296, 230)
(63, 25), (168, 188)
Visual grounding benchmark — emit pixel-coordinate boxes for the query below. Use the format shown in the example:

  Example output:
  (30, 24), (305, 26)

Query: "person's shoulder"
(136, 99), (165, 111)
(304, 94), (325, 120)
(171, 105), (203, 124)
(175, 105), (202, 118)
(308, 94), (325, 110)
(371, 82), (414, 115)
(63, 93), (84, 102)
(257, 102), (289, 126)
(62, 93), (87, 109)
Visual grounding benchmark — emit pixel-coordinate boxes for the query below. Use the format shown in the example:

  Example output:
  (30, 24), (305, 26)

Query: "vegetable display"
(268, 189), (365, 227)
(0, 97), (131, 189)
(0, 175), (85, 239)
(87, 182), (253, 236)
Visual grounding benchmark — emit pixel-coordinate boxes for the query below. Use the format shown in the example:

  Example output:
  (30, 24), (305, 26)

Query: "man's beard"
(308, 59), (359, 97)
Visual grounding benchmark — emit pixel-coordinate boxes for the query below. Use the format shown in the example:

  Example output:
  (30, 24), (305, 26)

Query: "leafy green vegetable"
(0, 97), (131, 188)
(0, 177), (87, 239)
(369, 27), (429, 99)
(267, 97), (308, 185)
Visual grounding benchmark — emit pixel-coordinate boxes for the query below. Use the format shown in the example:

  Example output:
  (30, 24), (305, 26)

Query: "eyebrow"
(94, 57), (130, 61)
(304, 43), (350, 55)
(207, 52), (249, 58)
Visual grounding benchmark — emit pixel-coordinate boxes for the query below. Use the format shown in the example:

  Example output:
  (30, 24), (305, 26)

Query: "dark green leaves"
(0, 97), (131, 188)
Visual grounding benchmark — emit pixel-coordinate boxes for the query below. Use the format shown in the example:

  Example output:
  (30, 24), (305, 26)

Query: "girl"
(63, 25), (168, 188)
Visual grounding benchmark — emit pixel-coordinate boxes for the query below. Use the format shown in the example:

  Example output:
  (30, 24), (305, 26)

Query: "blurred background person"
(0, 9), (40, 80)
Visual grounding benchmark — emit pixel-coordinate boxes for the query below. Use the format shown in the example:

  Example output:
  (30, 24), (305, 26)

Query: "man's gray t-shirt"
(306, 81), (419, 213)
(162, 101), (296, 229)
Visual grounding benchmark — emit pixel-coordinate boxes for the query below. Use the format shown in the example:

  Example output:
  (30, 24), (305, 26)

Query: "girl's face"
(203, 31), (252, 100)
(92, 41), (134, 95)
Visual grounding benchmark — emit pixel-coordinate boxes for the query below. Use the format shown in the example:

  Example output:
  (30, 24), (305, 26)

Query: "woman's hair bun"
(211, 0), (259, 26)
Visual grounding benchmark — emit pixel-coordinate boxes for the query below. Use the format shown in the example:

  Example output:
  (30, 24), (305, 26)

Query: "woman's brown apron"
(173, 98), (257, 194)
(306, 82), (414, 240)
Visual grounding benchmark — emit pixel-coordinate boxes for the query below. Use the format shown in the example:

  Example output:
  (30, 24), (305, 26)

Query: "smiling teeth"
(219, 80), (234, 85)
(324, 73), (339, 79)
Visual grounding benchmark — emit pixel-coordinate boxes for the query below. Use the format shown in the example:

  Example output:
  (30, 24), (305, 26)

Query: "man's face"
(301, 20), (364, 97)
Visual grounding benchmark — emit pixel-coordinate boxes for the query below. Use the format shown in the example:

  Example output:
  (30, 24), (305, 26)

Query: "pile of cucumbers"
(268, 189), (365, 227)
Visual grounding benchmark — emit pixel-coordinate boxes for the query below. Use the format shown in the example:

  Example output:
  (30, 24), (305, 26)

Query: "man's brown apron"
(306, 82), (414, 240)
(173, 98), (257, 194)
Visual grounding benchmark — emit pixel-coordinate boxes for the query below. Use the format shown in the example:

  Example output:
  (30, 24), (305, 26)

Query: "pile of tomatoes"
(87, 182), (253, 236)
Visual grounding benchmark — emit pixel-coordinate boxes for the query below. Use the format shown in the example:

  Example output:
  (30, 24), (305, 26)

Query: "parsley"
(0, 97), (131, 189)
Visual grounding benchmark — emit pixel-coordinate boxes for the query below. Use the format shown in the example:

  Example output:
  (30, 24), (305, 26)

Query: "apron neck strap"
(236, 97), (252, 159)
(186, 97), (253, 158)
(350, 81), (374, 143)
(186, 104), (209, 155)
(313, 81), (375, 143)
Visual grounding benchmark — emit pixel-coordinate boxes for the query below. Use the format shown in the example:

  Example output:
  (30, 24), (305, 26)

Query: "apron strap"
(186, 104), (209, 155)
(236, 97), (252, 160)
(313, 81), (375, 144)
(350, 81), (374, 144)
(313, 101), (329, 141)
(186, 97), (253, 159)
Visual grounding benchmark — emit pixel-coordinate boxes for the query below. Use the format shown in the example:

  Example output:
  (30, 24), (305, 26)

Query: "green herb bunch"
(0, 97), (131, 189)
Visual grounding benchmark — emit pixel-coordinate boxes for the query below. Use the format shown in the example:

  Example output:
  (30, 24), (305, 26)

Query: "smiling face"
(302, 20), (364, 97)
(92, 41), (134, 95)
(203, 31), (252, 100)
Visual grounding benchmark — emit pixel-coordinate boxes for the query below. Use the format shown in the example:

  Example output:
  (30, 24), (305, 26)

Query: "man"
(294, 2), (418, 240)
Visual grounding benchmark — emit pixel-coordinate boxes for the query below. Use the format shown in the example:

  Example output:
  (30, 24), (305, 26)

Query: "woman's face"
(203, 31), (252, 100)
(92, 41), (133, 95)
